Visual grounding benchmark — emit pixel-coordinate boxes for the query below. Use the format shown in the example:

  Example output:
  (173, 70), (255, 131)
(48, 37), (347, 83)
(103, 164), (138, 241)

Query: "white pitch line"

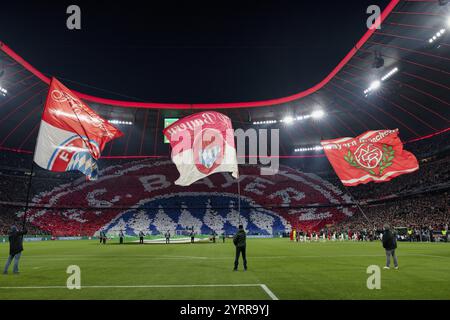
(0, 284), (260, 289)
(412, 254), (450, 259)
(259, 284), (279, 300)
(0, 283), (279, 300)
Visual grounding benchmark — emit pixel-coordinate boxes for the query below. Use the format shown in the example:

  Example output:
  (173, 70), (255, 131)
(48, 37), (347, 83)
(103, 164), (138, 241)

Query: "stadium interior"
(0, 0), (449, 301)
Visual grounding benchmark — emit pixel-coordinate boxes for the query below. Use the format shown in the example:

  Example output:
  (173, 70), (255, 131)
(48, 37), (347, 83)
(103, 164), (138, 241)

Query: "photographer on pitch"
(382, 224), (398, 270)
(233, 225), (247, 271)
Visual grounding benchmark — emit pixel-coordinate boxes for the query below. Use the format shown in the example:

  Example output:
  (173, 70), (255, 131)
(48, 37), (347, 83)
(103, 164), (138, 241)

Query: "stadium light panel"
(428, 27), (447, 44)
(370, 80), (381, 90)
(381, 67), (398, 81)
(294, 145), (323, 153)
(252, 120), (277, 125)
(364, 80), (381, 95)
(0, 86), (7, 97)
(363, 66), (398, 97)
(108, 119), (133, 125)
(282, 116), (294, 124)
(311, 110), (325, 119)
(253, 110), (325, 126)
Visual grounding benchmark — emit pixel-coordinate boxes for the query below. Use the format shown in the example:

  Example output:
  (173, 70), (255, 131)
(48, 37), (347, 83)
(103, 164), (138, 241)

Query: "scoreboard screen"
(163, 118), (179, 143)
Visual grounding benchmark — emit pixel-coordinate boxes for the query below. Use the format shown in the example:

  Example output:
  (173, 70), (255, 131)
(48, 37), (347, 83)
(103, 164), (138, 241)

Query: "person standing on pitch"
(190, 230), (195, 244)
(119, 230), (124, 244)
(382, 224), (398, 270)
(233, 225), (247, 271)
(221, 232), (226, 243)
(3, 225), (27, 274)
(165, 230), (170, 244)
(139, 231), (144, 244)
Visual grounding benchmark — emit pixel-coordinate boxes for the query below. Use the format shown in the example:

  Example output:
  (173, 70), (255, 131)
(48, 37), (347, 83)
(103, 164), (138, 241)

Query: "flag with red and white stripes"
(163, 111), (238, 186)
(34, 78), (123, 180)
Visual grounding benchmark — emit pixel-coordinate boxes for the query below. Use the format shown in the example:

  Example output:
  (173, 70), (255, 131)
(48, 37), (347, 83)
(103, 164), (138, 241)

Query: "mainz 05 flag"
(163, 111), (239, 186)
(321, 129), (419, 187)
(34, 78), (123, 180)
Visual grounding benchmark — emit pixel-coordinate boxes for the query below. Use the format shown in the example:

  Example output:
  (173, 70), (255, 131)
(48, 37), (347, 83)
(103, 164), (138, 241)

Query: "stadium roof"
(0, 0), (449, 158)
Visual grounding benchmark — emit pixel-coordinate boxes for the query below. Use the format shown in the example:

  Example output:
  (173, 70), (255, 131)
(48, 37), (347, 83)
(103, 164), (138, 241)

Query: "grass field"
(1, 238), (449, 300)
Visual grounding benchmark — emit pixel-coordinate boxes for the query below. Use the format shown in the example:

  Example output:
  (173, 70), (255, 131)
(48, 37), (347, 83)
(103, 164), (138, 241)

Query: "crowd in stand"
(0, 206), (47, 235)
(349, 155), (450, 200)
(405, 130), (450, 158)
(328, 193), (449, 241)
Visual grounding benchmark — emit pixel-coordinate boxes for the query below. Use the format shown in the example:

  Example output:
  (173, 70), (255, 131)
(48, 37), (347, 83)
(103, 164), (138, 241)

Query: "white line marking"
(0, 284), (258, 289)
(0, 283), (279, 300)
(413, 254), (450, 259)
(259, 284), (279, 300)
(19, 254), (389, 260)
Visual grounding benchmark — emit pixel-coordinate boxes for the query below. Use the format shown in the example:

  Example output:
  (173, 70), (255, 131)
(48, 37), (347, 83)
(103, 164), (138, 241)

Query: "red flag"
(163, 111), (238, 186)
(34, 78), (123, 180)
(321, 129), (419, 187)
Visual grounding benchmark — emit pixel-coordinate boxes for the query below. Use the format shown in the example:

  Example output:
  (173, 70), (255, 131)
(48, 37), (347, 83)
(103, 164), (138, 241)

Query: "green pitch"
(1, 238), (449, 300)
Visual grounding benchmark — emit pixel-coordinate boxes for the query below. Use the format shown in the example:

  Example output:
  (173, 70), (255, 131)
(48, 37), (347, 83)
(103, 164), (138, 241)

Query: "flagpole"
(341, 183), (372, 226)
(23, 86), (49, 229)
(237, 174), (241, 225)
(22, 161), (35, 229)
(321, 141), (372, 228)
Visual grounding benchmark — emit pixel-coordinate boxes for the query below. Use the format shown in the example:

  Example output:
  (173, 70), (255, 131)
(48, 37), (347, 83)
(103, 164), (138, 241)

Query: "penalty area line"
(0, 283), (279, 300)
(259, 284), (279, 300)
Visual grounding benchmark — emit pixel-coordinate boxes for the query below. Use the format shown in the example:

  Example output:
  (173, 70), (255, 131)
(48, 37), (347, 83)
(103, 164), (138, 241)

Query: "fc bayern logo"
(48, 136), (99, 171)
(193, 128), (225, 175)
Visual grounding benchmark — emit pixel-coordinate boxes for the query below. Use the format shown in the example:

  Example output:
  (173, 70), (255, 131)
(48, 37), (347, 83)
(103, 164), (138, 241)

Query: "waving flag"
(321, 129), (419, 187)
(34, 78), (123, 180)
(163, 111), (238, 186)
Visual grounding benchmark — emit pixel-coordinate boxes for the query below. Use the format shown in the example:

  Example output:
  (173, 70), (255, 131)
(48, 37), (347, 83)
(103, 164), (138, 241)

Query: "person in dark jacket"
(3, 225), (27, 274)
(119, 231), (124, 244)
(139, 231), (145, 244)
(382, 224), (398, 270)
(165, 231), (170, 244)
(233, 225), (247, 271)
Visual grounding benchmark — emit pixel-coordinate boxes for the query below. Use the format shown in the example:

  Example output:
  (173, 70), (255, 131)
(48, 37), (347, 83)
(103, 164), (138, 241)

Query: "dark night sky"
(0, 0), (391, 103)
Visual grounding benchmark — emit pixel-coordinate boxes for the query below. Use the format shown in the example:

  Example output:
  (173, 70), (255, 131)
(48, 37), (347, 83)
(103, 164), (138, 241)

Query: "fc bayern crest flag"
(34, 78), (123, 180)
(163, 111), (239, 186)
(321, 129), (419, 187)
